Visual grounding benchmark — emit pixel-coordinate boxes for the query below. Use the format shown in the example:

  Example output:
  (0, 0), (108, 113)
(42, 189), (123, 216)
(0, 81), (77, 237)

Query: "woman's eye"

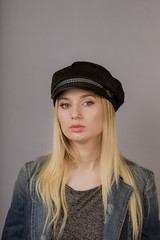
(60, 103), (71, 109)
(83, 101), (94, 106)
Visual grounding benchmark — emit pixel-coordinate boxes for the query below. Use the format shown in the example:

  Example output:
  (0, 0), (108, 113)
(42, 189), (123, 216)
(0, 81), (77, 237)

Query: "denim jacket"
(2, 156), (160, 240)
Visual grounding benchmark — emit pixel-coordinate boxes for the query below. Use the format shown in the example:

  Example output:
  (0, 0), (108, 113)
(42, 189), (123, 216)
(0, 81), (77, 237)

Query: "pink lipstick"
(70, 124), (85, 132)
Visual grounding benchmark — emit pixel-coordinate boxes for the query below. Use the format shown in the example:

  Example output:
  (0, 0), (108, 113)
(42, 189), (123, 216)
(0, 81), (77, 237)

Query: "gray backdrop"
(1, 0), (160, 235)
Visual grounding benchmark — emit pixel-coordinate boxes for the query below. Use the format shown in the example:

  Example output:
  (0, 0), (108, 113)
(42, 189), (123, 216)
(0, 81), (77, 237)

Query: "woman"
(2, 61), (160, 239)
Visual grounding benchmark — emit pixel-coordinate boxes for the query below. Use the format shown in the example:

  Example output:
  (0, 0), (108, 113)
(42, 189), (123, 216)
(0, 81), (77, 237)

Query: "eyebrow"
(58, 94), (96, 101)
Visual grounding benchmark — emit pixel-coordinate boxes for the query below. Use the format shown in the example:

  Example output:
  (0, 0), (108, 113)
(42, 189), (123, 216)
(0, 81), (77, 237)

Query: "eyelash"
(60, 103), (71, 109)
(83, 101), (94, 106)
(59, 101), (94, 109)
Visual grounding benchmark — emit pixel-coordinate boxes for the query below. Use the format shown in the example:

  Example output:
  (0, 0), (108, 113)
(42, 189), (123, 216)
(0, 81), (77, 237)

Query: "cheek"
(57, 109), (66, 123)
(93, 106), (103, 120)
(87, 109), (103, 132)
(95, 109), (103, 131)
(57, 111), (69, 132)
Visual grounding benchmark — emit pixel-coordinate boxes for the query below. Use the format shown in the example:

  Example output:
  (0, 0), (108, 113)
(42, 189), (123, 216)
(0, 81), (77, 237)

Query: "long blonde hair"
(32, 97), (143, 239)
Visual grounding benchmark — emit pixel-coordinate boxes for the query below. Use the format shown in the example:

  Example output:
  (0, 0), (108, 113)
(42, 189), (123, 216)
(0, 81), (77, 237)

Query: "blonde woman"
(2, 62), (160, 240)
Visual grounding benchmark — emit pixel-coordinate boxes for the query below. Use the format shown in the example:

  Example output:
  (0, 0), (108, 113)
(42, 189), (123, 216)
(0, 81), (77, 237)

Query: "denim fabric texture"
(2, 156), (160, 240)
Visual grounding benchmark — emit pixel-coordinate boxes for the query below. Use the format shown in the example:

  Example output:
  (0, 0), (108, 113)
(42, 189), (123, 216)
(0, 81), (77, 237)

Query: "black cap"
(51, 61), (124, 111)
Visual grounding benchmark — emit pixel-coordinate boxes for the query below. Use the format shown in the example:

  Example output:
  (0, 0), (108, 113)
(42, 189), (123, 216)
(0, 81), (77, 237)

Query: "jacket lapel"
(102, 179), (133, 240)
(30, 177), (52, 240)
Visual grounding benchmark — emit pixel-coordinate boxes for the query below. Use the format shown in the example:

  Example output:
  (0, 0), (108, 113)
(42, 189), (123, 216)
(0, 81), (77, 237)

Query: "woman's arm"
(141, 172), (160, 239)
(1, 165), (30, 240)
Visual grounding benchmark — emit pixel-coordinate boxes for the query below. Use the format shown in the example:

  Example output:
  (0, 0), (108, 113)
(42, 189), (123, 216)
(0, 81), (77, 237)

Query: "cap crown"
(51, 61), (124, 111)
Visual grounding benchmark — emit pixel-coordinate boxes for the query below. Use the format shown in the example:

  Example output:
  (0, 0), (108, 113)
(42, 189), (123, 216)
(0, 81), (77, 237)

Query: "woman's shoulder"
(19, 154), (51, 181)
(123, 158), (157, 199)
(123, 158), (154, 183)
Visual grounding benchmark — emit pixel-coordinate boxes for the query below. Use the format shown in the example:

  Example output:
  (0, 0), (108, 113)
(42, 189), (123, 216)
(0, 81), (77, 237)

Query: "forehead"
(58, 88), (98, 98)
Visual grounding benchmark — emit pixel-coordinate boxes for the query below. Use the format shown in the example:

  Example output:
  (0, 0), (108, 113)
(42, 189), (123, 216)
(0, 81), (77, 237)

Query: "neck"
(72, 136), (101, 172)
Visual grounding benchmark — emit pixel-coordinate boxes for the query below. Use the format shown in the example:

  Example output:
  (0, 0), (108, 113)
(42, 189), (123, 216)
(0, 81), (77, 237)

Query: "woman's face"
(57, 89), (103, 144)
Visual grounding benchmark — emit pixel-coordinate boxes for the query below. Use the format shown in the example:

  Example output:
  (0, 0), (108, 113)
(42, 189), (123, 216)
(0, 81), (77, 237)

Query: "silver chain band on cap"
(53, 78), (114, 98)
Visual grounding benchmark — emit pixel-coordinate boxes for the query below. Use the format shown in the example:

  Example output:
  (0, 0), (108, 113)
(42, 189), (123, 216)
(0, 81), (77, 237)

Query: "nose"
(71, 104), (82, 120)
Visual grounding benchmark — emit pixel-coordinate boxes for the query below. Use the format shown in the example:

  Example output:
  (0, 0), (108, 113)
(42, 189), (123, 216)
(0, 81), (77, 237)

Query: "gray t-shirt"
(52, 184), (104, 240)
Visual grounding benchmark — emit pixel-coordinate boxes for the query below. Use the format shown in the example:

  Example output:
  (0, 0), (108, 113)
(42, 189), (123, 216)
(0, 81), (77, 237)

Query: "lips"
(70, 124), (85, 132)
